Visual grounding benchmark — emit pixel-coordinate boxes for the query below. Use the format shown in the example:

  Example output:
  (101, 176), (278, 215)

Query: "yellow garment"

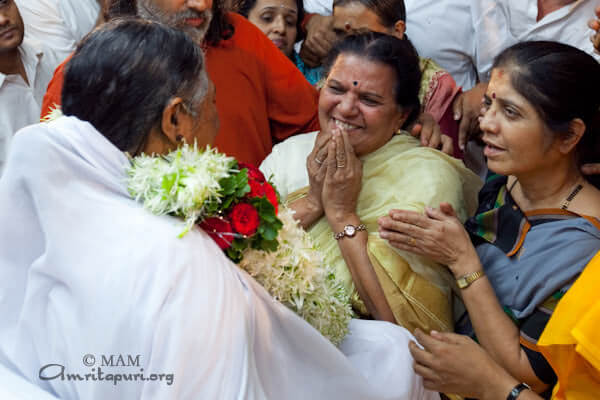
(538, 252), (600, 400)
(418, 57), (444, 105)
(294, 134), (481, 333)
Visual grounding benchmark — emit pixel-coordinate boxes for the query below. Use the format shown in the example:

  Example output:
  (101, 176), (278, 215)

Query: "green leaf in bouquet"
(235, 183), (250, 198)
(261, 238), (279, 252)
(226, 247), (243, 263)
(261, 224), (278, 241)
(219, 175), (237, 195)
(231, 237), (247, 251)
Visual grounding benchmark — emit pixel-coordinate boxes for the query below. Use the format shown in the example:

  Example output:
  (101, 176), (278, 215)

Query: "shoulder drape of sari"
(262, 132), (482, 333)
(465, 174), (600, 320)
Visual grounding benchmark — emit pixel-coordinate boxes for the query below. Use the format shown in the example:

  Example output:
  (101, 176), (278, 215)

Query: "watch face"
(344, 225), (356, 236)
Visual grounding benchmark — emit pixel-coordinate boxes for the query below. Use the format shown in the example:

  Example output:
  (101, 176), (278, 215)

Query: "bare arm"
(379, 204), (548, 391)
(322, 129), (395, 322)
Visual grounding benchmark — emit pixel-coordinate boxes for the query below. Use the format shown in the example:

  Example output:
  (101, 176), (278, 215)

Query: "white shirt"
(15, 0), (100, 62)
(0, 39), (61, 176)
(405, 0), (600, 89)
(404, 0), (478, 89)
(305, 0), (600, 89)
(304, 0), (332, 15)
(471, 0), (600, 83)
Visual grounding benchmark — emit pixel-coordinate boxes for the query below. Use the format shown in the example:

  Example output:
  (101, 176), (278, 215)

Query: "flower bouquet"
(127, 144), (352, 344)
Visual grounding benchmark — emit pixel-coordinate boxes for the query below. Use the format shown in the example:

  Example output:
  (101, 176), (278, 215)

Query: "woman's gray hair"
(62, 18), (208, 153)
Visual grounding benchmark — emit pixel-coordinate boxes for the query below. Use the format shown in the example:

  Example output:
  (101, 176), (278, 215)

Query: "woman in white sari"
(261, 33), (481, 333)
(0, 19), (437, 400)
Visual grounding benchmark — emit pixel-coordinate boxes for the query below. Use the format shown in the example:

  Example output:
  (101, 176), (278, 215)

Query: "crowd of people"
(1, 0), (600, 399)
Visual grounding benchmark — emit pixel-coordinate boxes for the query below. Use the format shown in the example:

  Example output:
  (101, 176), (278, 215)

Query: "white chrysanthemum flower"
(40, 104), (64, 123)
(240, 206), (352, 345)
(127, 144), (234, 236)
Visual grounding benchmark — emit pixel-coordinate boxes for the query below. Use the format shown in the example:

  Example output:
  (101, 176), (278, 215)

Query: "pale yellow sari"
(261, 132), (482, 333)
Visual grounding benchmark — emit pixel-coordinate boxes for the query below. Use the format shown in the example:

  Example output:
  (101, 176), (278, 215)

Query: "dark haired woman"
(0, 19), (441, 400)
(380, 41), (600, 395)
(261, 32), (481, 334)
(329, 0), (462, 156)
(237, 0), (322, 84)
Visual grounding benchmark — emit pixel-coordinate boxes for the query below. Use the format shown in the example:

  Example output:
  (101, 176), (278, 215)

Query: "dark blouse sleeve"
(518, 306), (557, 386)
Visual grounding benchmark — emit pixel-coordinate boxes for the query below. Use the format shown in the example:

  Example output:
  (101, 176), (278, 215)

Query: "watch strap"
(506, 383), (531, 400)
(334, 224), (366, 240)
(456, 270), (485, 289)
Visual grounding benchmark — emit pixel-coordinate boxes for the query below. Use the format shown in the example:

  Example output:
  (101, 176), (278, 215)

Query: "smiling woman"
(261, 32), (481, 333)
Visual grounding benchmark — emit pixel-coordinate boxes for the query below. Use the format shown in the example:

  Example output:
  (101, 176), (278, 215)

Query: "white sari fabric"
(0, 116), (438, 400)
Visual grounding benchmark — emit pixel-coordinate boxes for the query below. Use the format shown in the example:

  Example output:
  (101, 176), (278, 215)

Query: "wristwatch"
(456, 270), (485, 289)
(506, 382), (531, 400)
(334, 224), (367, 240)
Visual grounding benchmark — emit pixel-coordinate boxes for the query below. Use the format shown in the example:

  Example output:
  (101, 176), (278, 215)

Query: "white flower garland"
(128, 144), (234, 236)
(240, 207), (352, 345)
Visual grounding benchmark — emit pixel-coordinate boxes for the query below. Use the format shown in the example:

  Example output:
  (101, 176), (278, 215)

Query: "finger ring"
(315, 158), (324, 165)
(337, 163), (346, 168)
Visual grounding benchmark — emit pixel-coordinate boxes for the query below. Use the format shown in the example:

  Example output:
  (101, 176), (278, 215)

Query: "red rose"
(248, 179), (266, 198)
(229, 203), (260, 236)
(239, 162), (266, 183)
(199, 217), (235, 249)
(263, 182), (279, 214)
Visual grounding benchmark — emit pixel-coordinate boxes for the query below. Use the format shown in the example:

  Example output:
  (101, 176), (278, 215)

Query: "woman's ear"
(393, 20), (406, 40)
(394, 108), (412, 132)
(160, 97), (185, 144)
(559, 118), (586, 155)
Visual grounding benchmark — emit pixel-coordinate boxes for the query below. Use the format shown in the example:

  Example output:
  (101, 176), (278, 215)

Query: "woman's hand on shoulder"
(322, 128), (363, 224)
(378, 203), (478, 276)
(409, 112), (454, 155)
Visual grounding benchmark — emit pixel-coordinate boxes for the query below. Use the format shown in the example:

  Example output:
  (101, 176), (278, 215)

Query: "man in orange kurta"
(41, 2), (319, 166)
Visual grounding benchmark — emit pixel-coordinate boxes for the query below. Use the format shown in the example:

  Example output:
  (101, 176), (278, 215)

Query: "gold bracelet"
(456, 270), (485, 289)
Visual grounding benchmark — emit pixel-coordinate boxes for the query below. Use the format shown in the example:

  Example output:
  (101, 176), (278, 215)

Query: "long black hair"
(62, 18), (207, 153)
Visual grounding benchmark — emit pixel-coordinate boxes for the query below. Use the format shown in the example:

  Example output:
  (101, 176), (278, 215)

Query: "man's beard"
(137, 0), (213, 44)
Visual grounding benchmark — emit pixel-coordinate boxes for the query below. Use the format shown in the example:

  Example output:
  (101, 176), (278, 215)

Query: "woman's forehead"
(254, 0), (298, 12)
(328, 54), (395, 92)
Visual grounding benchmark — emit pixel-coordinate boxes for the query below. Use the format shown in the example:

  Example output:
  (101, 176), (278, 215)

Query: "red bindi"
(492, 92), (496, 99)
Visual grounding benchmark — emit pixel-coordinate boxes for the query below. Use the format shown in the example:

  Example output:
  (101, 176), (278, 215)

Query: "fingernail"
(454, 113), (460, 120)
(459, 143), (465, 151)
(425, 206), (433, 212)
